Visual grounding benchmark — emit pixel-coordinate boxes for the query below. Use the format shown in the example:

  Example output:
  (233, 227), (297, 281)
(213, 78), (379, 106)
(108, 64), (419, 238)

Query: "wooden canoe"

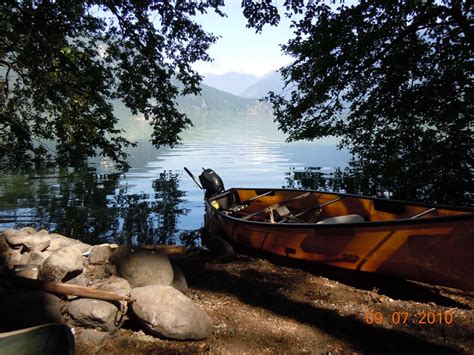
(204, 188), (474, 291)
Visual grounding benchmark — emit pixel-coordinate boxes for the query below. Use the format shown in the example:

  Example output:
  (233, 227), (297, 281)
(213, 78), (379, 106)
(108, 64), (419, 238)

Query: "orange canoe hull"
(205, 188), (474, 291)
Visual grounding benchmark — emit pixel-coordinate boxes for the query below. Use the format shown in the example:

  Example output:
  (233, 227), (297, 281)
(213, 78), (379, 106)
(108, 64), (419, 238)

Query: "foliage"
(285, 164), (393, 198)
(243, 0), (473, 204)
(0, 0), (224, 169)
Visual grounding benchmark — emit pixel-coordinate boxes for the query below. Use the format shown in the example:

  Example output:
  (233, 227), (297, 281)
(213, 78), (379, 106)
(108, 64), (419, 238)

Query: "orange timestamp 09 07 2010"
(364, 310), (455, 325)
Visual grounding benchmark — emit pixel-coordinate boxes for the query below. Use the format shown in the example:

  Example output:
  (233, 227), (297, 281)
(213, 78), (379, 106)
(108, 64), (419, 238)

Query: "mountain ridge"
(202, 72), (260, 96)
(240, 71), (285, 99)
(176, 83), (272, 114)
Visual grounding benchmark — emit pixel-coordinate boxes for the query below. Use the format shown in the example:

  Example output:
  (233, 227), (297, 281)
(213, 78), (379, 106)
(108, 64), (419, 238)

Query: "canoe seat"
(316, 214), (364, 224)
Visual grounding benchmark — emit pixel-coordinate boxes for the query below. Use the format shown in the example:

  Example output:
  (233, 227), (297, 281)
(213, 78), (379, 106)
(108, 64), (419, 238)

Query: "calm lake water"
(0, 114), (348, 246)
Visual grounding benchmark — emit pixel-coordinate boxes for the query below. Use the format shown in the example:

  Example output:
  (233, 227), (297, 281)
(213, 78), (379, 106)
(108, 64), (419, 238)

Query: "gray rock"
(76, 242), (93, 254)
(83, 263), (116, 281)
(2, 228), (22, 239)
(131, 285), (213, 340)
(35, 229), (50, 236)
(4, 248), (22, 270)
(0, 233), (11, 262)
(22, 232), (51, 252)
(171, 264), (188, 293)
(110, 246), (173, 288)
(19, 226), (37, 235)
(3, 229), (30, 249)
(38, 245), (83, 282)
(68, 298), (118, 331)
(47, 234), (73, 251)
(66, 272), (89, 287)
(47, 233), (92, 253)
(88, 245), (113, 265)
(92, 276), (131, 298)
(19, 250), (51, 266)
(0, 291), (62, 332)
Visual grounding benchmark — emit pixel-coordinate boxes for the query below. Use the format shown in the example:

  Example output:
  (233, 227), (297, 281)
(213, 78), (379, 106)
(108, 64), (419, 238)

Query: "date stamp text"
(364, 310), (454, 325)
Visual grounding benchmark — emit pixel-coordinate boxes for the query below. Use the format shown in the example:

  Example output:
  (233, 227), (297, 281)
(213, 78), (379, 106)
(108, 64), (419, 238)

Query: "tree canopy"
(1, 0), (472, 204)
(245, 0), (472, 204)
(1, 0), (224, 169)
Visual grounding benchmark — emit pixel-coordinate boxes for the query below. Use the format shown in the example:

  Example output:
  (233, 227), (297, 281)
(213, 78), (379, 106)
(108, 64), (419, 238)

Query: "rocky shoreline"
(1, 227), (473, 354)
(0, 227), (213, 341)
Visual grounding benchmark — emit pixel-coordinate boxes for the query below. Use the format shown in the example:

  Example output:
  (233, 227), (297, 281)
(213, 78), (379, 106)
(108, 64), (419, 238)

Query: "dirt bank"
(75, 249), (473, 354)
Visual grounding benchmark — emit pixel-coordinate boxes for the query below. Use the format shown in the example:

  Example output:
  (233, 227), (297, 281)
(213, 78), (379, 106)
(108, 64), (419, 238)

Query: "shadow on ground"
(178, 251), (472, 355)
(237, 244), (472, 309)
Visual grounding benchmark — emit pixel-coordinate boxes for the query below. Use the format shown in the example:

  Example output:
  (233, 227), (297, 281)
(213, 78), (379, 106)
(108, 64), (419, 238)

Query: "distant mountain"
(176, 83), (272, 114)
(240, 71), (285, 99)
(202, 72), (260, 96)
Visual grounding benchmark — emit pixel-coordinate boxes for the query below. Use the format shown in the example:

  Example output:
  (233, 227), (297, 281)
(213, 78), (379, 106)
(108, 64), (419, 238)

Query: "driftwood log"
(5, 276), (132, 303)
(143, 245), (188, 255)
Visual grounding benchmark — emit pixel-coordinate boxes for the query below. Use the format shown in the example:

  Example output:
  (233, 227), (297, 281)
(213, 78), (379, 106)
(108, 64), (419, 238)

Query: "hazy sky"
(193, 2), (295, 77)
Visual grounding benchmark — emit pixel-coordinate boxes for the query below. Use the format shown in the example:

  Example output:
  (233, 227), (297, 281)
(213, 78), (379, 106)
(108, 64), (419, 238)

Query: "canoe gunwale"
(207, 187), (474, 229)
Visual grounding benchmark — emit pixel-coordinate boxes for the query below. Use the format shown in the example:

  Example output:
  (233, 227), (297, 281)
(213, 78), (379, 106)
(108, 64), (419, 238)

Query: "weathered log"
(6, 276), (132, 303)
(142, 245), (188, 255)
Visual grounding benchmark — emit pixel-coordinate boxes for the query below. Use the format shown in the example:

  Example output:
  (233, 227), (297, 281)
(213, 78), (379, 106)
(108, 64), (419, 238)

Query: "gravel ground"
(75, 250), (474, 354)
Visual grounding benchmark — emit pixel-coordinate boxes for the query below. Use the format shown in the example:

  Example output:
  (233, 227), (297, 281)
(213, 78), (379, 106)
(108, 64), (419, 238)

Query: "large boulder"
(19, 226), (37, 235)
(0, 233), (11, 262)
(2, 228), (51, 253)
(3, 229), (30, 249)
(22, 231), (51, 252)
(19, 250), (51, 267)
(66, 273), (89, 287)
(92, 276), (131, 298)
(3, 248), (22, 270)
(131, 285), (213, 340)
(83, 263), (116, 281)
(68, 299), (118, 331)
(47, 233), (91, 253)
(110, 246), (173, 288)
(38, 245), (83, 282)
(88, 245), (113, 265)
(170, 264), (188, 293)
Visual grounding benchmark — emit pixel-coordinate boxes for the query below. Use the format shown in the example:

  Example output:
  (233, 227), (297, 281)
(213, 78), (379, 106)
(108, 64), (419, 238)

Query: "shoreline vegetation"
(1, 1), (471, 351)
(1, 227), (473, 354)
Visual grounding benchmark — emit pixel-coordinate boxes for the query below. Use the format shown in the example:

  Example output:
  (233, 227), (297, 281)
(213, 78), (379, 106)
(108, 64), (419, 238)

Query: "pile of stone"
(0, 227), (213, 340)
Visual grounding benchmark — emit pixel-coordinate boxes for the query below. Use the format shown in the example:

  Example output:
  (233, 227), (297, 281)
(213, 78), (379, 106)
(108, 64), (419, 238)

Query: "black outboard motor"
(199, 168), (225, 197)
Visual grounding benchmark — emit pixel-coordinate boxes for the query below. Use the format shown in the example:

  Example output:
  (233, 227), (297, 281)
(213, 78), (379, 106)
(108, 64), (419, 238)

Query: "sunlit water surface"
(0, 114), (348, 246)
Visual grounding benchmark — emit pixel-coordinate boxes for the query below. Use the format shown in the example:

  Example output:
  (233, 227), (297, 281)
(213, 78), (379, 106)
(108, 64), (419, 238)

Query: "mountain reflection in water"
(0, 114), (349, 246)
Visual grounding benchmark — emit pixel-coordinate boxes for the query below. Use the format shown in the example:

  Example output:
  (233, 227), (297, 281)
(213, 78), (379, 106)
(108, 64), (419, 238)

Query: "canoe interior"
(206, 188), (474, 291)
(210, 188), (473, 224)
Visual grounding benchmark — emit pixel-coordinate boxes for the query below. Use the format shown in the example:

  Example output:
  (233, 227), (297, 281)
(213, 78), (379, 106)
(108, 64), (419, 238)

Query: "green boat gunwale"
(207, 187), (474, 229)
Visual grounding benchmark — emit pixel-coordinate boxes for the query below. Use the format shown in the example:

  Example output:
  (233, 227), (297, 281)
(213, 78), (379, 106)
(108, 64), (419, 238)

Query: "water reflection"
(116, 171), (190, 245)
(0, 114), (349, 245)
(285, 167), (337, 191)
(0, 166), (195, 246)
(284, 164), (392, 198)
